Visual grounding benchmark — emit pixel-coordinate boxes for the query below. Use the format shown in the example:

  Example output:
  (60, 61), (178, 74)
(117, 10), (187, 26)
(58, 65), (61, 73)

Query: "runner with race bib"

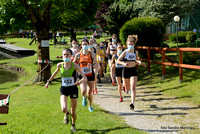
(45, 49), (87, 132)
(73, 39), (98, 112)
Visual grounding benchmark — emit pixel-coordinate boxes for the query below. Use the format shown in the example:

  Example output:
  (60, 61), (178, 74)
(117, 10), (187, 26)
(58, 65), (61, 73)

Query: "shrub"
(119, 17), (165, 59)
(186, 31), (196, 43)
(181, 51), (200, 65)
(169, 34), (176, 42)
(169, 31), (188, 43)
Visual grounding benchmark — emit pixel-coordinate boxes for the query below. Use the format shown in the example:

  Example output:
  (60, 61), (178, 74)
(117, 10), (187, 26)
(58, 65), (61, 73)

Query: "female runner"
(70, 40), (80, 62)
(45, 49), (87, 132)
(106, 34), (119, 85)
(111, 43), (124, 102)
(73, 39), (98, 112)
(88, 39), (100, 94)
(97, 41), (107, 81)
(117, 35), (146, 110)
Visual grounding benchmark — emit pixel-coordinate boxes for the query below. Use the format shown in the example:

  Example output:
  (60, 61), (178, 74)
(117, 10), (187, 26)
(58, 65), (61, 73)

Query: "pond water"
(0, 67), (19, 84)
(0, 52), (19, 84)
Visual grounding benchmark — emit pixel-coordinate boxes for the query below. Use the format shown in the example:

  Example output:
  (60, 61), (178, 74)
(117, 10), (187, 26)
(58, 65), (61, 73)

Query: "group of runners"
(45, 34), (146, 132)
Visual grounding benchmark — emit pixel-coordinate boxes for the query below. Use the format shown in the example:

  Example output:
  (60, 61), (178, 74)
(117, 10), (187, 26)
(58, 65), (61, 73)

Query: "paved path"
(93, 76), (200, 134)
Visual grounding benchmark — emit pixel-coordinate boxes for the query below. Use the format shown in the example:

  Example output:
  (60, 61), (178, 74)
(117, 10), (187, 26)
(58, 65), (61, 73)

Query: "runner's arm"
(91, 52), (98, 69)
(116, 51), (126, 66)
(73, 53), (80, 63)
(106, 42), (111, 54)
(96, 46), (101, 56)
(45, 63), (61, 89)
(135, 60), (146, 67)
(73, 63), (87, 85)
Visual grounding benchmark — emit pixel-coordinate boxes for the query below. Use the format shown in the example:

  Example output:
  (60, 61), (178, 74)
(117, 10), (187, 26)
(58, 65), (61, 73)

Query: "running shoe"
(119, 97), (123, 102)
(63, 113), (69, 124)
(82, 97), (87, 106)
(71, 125), (76, 132)
(129, 90), (132, 94)
(89, 106), (94, 112)
(130, 103), (135, 110)
(112, 81), (115, 86)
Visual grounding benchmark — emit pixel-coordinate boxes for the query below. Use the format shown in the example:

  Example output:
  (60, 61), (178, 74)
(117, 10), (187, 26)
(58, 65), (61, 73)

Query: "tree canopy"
(103, 1), (140, 36)
(0, 0), (99, 34)
(136, 0), (199, 25)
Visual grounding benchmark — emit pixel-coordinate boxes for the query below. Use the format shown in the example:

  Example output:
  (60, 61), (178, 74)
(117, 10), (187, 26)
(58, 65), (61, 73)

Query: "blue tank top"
(115, 54), (123, 68)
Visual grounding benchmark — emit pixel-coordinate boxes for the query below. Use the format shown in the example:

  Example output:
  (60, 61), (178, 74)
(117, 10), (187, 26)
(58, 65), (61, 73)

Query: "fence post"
(179, 51), (183, 83)
(162, 50), (166, 79)
(147, 48), (150, 74)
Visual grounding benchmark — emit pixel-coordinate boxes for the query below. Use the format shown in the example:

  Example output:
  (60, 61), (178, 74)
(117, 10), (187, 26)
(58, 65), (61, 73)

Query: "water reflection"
(0, 67), (19, 84)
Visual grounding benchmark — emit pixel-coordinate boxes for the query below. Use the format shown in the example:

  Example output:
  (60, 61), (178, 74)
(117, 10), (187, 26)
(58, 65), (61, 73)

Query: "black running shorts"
(115, 67), (123, 77)
(60, 85), (78, 98)
(122, 67), (137, 78)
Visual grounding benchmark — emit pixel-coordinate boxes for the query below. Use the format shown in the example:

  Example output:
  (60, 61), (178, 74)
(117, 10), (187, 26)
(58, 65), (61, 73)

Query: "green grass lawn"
(137, 48), (200, 105)
(0, 37), (143, 134)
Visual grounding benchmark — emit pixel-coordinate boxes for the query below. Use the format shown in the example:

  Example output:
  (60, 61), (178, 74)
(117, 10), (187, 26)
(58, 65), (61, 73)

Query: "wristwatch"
(47, 80), (50, 82)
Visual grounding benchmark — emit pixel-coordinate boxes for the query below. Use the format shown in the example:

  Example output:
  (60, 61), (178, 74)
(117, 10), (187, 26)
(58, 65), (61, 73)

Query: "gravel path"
(93, 76), (200, 134)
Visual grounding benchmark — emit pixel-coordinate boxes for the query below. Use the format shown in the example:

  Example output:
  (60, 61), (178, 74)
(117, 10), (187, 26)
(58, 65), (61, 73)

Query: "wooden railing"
(135, 46), (200, 83)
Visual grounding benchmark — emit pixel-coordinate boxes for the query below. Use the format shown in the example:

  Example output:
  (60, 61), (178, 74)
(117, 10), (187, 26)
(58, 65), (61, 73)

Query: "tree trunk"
(70, 28), (77, 42)
(20, 0), (52, 82)
(34, 29), (51, 82)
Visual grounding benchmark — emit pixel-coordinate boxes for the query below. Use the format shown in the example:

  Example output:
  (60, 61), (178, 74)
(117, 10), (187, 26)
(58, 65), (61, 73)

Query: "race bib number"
(82, 66), (92, 75)
(62, 77), (74, 87)
(98, 56), (103, 61)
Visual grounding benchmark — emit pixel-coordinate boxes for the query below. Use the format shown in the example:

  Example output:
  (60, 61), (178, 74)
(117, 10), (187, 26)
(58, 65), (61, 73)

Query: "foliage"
(119, 17), (165, 59)
(178, 51), (200, 65)
(169, 31), (188, 43)
(135, 0), (198, 25)
(186, 31), (196, 43)
(103, 1), (140, 36)
(0, 1), (34, 35)
(0, 0), (99, 33)
(95, 1), (113, 27)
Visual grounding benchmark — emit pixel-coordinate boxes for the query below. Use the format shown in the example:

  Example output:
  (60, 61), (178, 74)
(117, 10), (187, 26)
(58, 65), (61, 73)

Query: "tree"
(0, 0), (99, 82)
(136, 0), (198, 25)
(95, 0), (113, 27)
(52, 0), (99, 41)
(0, 1), (33, 36)
(103, 1), (141, 36)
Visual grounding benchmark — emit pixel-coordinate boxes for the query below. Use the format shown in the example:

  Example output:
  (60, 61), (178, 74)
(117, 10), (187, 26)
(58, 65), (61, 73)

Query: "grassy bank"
(137, 43), (200, 105)
(0, 38), (143, 133)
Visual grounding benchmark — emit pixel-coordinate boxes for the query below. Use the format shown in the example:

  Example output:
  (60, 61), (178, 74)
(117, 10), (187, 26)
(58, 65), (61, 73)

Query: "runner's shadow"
(77, 126), (131, 134)
(137, 95), (192, 102)
(136, 93), (162, 97)
(148, 105), (200, 111)
(112, 111), (187, 117)
(98, 94), (119, 99)
(141, 129), (179, 133)
(142, 85), (186, 94)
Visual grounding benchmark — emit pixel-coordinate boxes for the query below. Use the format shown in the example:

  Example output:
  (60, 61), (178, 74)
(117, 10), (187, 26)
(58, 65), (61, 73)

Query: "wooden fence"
(135, 46), (200, 83)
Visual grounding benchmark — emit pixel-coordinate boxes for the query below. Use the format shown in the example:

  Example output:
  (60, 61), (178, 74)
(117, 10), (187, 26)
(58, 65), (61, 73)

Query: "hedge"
(119, 17), (165, 59)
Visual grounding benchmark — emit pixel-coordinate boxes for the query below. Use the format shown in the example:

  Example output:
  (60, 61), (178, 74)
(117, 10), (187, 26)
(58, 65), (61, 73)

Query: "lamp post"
(174, 16), (180, 48)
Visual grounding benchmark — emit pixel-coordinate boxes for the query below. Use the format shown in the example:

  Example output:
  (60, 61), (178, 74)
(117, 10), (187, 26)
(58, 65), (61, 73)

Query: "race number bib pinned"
(62, 77), (74, 87)
(82, 66), (92, 76)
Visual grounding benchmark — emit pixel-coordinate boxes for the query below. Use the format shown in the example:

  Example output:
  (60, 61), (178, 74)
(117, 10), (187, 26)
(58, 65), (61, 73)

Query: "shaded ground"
(93, 75), (200, 134)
